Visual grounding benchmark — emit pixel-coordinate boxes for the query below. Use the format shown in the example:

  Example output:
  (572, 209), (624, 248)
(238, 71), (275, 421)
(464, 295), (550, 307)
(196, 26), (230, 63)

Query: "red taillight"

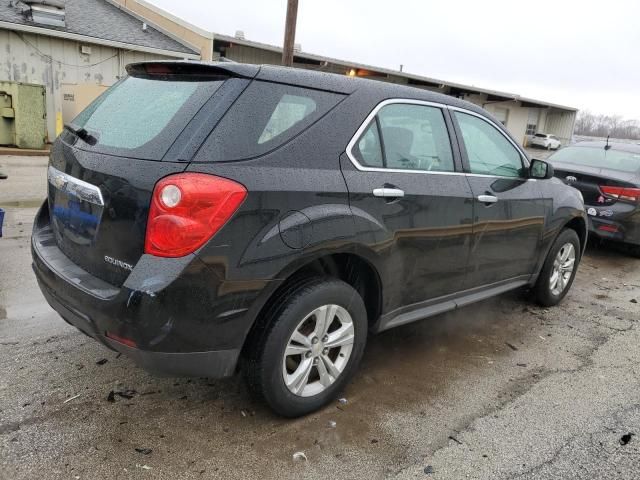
(598, 224), (619, 233)
(600, 186), (640, 203)
(145, 173), (247, 257)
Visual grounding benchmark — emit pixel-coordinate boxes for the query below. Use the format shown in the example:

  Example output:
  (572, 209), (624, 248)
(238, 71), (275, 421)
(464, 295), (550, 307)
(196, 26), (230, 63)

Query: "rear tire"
(243, 278), (367, 417)
(533, 229), (581, 306)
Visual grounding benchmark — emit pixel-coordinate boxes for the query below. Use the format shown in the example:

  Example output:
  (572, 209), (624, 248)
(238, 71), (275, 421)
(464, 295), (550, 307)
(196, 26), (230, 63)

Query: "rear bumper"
(36, 280), (238, 377)
(586, 204), (640, 246)
(31, 202), (274, 378)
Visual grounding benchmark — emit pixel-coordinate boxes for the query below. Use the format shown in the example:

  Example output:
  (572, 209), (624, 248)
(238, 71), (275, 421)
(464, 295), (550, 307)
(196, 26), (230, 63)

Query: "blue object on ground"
(0, 208), (4, 237)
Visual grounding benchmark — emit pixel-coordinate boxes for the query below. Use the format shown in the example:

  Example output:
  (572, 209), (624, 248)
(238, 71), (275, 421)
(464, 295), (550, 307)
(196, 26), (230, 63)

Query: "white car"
(530, 133), (561, 150)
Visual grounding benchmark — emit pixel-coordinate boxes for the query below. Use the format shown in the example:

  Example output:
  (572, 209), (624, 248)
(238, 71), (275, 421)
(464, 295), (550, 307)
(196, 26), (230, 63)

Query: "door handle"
(477, 194), (498, 204)
(373, 188), (405, 198)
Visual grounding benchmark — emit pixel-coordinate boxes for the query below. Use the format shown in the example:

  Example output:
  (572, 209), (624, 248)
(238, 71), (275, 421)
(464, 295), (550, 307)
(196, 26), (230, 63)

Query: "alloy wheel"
(282, 304), (355, 397)
(549, 242), (576, 296)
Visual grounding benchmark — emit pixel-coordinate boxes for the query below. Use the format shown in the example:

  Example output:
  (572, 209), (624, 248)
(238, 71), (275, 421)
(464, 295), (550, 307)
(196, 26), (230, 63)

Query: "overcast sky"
(150, 0), (640, 119)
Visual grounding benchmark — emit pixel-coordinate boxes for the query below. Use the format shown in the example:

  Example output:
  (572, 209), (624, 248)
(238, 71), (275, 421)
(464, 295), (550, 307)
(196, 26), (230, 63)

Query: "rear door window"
(378, 104), (454, 172)
(197, 81), (344, 162)
(71, 75), (225, 160)
(351, 103), (455, 172)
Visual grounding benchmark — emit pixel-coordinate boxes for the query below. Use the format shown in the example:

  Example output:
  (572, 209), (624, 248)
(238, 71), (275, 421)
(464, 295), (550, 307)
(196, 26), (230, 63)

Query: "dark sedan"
(548, 142), (640, 256)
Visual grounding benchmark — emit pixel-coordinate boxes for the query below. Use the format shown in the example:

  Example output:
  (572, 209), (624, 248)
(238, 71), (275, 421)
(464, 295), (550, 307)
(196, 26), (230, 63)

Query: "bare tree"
(575, 111), (640, 140)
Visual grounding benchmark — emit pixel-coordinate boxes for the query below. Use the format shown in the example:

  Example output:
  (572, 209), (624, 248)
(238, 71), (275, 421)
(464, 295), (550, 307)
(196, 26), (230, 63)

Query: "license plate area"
(48, 166), (104, 247)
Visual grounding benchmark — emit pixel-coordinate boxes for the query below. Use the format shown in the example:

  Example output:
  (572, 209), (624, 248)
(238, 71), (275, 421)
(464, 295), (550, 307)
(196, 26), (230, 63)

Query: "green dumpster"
(0, 81), (47, 150)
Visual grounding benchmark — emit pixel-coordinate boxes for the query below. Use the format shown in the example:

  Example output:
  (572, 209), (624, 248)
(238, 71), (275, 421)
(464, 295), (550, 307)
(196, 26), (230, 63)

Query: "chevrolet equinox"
(32, 62), (587, 416)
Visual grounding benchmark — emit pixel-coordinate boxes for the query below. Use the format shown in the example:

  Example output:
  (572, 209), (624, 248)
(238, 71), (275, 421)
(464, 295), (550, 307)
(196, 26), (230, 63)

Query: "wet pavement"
(1, 155), (639, 479)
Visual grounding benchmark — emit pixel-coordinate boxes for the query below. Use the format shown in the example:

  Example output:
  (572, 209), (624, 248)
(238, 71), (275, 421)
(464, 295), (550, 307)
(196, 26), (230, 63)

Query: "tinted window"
(72, 76), (224, 160)
(353, 104), (454, 172)
(534, 133), (547, 138)
(200, 81), (343, 161)
(352, 120), (383, 168)
(550, 146), (640, 173)
(455, 112), (524, 177)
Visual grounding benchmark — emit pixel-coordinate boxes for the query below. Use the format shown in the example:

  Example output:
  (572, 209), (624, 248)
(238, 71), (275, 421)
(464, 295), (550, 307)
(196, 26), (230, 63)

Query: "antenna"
(605, 135), (611, 150)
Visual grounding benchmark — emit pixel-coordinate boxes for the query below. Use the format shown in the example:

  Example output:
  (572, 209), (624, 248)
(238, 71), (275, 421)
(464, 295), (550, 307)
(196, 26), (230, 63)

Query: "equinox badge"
(104, 255), (133, 271)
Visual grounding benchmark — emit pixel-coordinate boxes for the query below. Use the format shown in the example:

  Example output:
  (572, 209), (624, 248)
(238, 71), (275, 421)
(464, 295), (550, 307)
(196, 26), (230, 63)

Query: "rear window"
(71, 76), (224, 160)
(550, 146), (640, 173)
(196, 81), (344, 162)
(534, 133), (547, 138)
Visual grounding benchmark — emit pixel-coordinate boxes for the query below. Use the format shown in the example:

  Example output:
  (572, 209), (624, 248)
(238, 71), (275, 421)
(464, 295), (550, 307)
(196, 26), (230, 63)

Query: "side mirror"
(530, 159), (554, 179)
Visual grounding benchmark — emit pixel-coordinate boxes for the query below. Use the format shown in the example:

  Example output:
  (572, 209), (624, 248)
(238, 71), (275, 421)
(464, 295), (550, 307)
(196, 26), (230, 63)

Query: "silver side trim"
(344, 98), (532, 180)
(48, 166), (104, 207)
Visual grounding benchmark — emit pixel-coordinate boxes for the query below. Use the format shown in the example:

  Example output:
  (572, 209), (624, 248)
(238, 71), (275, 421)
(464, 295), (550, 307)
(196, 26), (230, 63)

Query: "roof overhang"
(519, 99), (578, 111)
(103, 0), (211, 57)
(0, 20), (200, 59)
(133, 0), (213, 39)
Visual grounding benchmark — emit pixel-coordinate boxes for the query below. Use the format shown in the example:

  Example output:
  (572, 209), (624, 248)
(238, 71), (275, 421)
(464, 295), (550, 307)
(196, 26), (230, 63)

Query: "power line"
(13, 31), (129, 68)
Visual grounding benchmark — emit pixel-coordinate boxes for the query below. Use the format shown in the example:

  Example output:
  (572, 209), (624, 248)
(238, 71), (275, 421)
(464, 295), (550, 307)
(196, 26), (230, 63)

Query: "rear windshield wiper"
(64, 123), (98, 146)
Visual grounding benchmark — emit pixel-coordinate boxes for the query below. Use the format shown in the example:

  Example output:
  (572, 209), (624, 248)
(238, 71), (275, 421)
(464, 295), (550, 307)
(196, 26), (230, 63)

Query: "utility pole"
(281, 0), (299, 66)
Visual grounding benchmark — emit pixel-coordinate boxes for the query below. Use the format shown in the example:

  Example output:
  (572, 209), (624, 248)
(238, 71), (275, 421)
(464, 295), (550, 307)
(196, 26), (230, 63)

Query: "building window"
(526, 108), (539, 135)
(493, 107), (509, 126)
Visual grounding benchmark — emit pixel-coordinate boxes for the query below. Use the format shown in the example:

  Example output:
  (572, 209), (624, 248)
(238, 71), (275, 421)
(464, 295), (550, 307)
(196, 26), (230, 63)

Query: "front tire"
(533, 229), (581, 306)
(244, 278), (368, 417)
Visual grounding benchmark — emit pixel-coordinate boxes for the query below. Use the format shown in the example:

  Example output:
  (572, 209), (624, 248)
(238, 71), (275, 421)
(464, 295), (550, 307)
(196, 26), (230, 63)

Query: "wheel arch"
(563, 215), (588, 256)
(532, 213), (587, 284)
(240, 252), (383, 360)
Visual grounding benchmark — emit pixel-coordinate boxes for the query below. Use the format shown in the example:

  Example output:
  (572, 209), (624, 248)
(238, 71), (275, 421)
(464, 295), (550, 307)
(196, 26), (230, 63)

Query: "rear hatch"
(47, 62), (256, 286)
(549, 146), (640, 206)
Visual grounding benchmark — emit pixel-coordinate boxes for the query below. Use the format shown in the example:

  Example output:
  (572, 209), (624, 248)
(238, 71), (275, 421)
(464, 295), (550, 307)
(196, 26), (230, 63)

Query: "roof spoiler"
(125, 61), (260, 79)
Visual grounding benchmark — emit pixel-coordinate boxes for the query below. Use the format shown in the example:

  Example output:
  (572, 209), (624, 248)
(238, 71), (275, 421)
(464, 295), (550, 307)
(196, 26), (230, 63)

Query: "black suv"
(32, 62), (586, 416)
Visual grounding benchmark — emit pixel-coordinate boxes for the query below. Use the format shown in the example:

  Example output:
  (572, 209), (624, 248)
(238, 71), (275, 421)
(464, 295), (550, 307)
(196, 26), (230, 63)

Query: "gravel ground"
(1, 155), (639, 480)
